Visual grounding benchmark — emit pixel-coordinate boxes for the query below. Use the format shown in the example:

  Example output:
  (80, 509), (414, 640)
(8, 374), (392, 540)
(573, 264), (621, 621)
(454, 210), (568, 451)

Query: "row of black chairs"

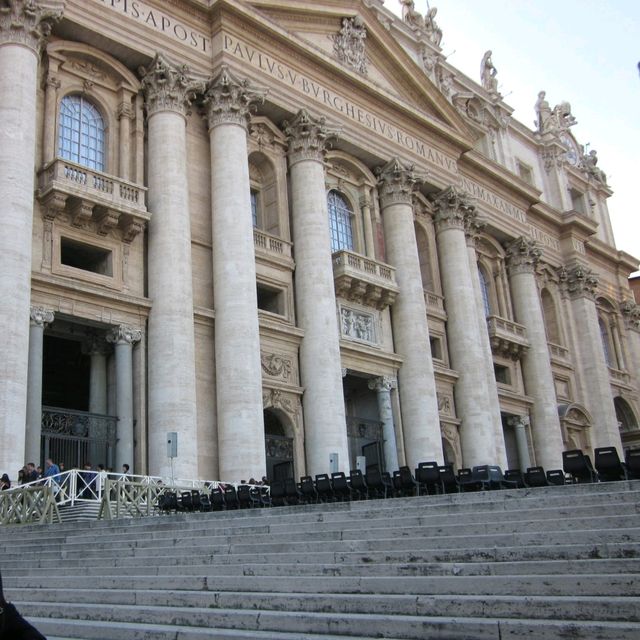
(157, 446), (639, 513)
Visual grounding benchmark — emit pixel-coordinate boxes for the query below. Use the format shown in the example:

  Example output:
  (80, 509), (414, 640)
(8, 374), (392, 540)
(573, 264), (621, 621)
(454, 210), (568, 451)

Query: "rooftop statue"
(400, 0), (425, 29)
(582, 149), (607, 185)
(424, 7), (443, 47)
(480, 50), (499, 94)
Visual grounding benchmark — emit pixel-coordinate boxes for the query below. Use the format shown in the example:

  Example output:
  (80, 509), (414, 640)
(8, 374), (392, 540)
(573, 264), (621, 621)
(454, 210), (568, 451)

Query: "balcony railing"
(609, 367), (631, 385)
(547, 341), (570, 362)
(424, 290), (446, 316)
(253, 228), (293, 260)
(487, 315), (529, 360)
(37, 158), (150, 242)
(332, 250), (398, 310)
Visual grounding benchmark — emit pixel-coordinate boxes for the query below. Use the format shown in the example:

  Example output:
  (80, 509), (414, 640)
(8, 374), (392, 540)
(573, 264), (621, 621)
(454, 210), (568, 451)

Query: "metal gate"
(41, 406), (117, 471)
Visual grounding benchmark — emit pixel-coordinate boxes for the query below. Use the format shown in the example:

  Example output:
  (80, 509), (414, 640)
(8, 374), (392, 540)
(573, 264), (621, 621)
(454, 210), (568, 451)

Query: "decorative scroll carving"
(332, 16), (367, 75)
(375, 157), (425, 208)
(340, 307), (376, 343)
(106, 324), (142, 346)
(68, 198), (94, 228)
(505, 237), (542, 275)
(30, 306), (54, 327)
(430, 185), (475, 232)
(0, 0), (62, 52)
(262, 388), (300, 419)
(139, 52), (204, 117)
(94, 206), (120, 236)
(260, 352), (292, 381)
(437, 392), (452, 415)
(621, 300), (640, 331)
(282, 109), (340, 165)
(203, 65), (266, 129)
(558, 264), (599, 300)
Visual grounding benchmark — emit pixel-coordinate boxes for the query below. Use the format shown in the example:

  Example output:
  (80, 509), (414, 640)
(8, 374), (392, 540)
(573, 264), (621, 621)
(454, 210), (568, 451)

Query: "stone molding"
(282, 109), (339, 166)
(375, 157), (425, 208)
(505, 236), (542, 276)
(431, 185), (475, 232)
(29, 305), (54, 328)
(0, 0), (62, 53)
(262, 388), (300, 419)
(368, 376), (397, 393)
(106, 324), (142, 346)
(139, 52), (204, 117)
(203, 65), (266, 130)
(559, 264), (599, 300)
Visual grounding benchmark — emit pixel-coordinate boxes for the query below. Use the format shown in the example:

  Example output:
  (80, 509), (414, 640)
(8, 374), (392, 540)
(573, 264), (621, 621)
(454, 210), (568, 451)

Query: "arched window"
(478, 266), (492, 317)
(541, 288), (562, 344)
(327, 190), (354, 252)
(599, 317), (615, 367)
(58, 95), (105, 171)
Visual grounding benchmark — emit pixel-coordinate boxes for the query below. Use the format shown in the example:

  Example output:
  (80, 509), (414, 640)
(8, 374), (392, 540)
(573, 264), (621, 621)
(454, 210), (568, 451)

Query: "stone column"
(508, 415), (532, 470)
(203, 66), (267, 482)
(106, 325), (141, 472)
(360, 191), (376, 258)
(25, 307), (54, 464)
(0, 2), (61, 479)
(283, 109), (350, 476)
(140, 53), (202, 479)
(117, 93), (134, 181)
(375, 158), (442, 468)
(432, 186), (503, 467)
(368, 376), (399, 472)
(42, 72), (60, 163)
(506, 237), (564, 469)
(562, 264), (622, 452)
(621, 301), (640, 383)
(85, 336), (109, 468)
(465, 216), (506, 468)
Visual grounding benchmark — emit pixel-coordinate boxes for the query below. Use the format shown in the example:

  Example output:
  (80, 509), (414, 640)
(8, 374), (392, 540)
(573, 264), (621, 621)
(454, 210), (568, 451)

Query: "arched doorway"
(615, 396), (640, 450)
(264, 408), (294, 482)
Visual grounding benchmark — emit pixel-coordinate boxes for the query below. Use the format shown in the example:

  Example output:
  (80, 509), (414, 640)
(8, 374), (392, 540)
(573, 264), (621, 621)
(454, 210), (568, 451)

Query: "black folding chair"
(415, 461), (443, 495)
(457, 467), (482, 491)
(562, 449), (597, 483)
(394, 465), (419, 497)
(349, 469), (368, 500)
(269, 480), (286, 507)
(503, 469), (526, 489)
(524, 466), (548, 487)
(546, 469), (567, 485)
(223, 485), (240, 509)
(299, 476), (318, 503)
(365, 467), (392, 498)
(331, 472), (352, 501)
(237, 484), (253, 508)
(284, 478), (301, 505)
(439, 464), (459, 493)
(625, 449), (640, 480)
(594, 447), (627, 481)
(210, 486), (226, 511)
(315, 474), (335, 502)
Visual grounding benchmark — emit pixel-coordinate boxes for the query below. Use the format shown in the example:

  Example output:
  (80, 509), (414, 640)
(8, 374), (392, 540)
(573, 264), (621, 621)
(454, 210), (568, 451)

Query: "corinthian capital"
(0, 0), (63, 52)
(368, 376), (397, 393)
(282, 108), (340, 165)
(431, 185), (475, 232)
(203, 65), (266, 130)
(106, 324), (142, 346)
(375, 157), (426, 208)
(29, 305), (54, 327)
(620, 299), (640, 330)
(505, 237), (542, 275)
(139, 52), (204, 117)
(559, 263), (599, 300)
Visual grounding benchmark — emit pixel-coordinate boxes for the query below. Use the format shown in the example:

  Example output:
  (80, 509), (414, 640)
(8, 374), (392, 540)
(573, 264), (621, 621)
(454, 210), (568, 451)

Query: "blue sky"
(389, 1), (639, 268)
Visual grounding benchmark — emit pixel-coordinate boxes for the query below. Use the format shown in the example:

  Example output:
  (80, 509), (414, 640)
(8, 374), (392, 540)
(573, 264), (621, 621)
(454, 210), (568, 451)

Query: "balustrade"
(487, 315), (529, 359)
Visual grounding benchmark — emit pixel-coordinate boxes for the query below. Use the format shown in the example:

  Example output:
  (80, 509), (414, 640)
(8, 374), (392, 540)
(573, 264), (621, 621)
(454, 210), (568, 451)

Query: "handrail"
(0, 485), (60, 526)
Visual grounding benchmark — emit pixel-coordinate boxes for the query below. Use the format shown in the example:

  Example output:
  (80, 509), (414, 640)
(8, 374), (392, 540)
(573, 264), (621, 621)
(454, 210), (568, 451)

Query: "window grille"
(58, 95), (105, 171)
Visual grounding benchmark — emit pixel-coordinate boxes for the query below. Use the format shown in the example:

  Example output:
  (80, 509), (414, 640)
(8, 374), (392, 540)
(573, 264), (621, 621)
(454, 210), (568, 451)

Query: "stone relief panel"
(332, 16), (368, 75)
(260, 352), (293, 382)
(340, 306), (377, 344)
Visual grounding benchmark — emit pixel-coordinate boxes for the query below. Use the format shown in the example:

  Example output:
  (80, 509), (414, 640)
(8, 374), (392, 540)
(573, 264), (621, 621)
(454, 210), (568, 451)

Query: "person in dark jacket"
(0, 570), (47, 639)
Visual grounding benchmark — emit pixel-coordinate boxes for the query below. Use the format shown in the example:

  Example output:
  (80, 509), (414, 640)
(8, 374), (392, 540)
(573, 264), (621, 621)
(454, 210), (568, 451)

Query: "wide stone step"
(8, 573), (639, 596)
(12, 588), (640, 622)
(20, 603), (640, 640)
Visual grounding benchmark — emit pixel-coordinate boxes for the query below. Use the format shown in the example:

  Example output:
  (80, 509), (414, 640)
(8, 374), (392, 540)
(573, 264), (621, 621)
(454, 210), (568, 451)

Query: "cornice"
(584, 237), (640, 274)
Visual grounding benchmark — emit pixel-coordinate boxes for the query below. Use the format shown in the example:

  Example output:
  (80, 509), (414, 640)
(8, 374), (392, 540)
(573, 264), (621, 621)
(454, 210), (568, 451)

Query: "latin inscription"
(95, 0), (210, 52)
(528, 224), (561, 252)
(460, 176), (527, 224)
(223, 34), (458, 175)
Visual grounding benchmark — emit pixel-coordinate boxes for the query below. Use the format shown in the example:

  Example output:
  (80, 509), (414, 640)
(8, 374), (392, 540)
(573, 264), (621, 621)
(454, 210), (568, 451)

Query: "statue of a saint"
(480, 50), (498, 93)
(534, 90), (551, 132)
(400, 0), (425, 29)
(424, 7), (443, 47)
(582, 149), (607, 184)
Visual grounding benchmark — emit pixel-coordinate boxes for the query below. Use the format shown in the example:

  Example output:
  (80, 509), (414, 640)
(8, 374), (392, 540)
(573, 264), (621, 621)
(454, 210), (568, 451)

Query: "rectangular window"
(494, 364), (511, 385)
(60, 237), (113, 276)
(257, 283), (284, 315)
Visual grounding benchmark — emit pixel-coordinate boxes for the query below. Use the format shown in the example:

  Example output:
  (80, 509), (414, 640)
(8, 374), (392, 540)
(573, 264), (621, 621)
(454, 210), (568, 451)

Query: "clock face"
(560, 134), (578, 166)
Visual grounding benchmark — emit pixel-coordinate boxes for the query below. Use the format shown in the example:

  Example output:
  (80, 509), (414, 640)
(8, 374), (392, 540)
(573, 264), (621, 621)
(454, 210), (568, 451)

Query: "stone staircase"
(1, 480), (639, 639)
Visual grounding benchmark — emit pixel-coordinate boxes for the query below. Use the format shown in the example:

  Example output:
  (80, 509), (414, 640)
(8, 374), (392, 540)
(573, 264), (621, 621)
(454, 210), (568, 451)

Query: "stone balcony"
(487, 315), (529, 360)
(548, 341), (571, 364)
(424, 290), (446, 319)
(253, 228), (293, 263)
(37, 158), (150, 242)
(332, 250), (398, 310)
(609, 367), (631, 386)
